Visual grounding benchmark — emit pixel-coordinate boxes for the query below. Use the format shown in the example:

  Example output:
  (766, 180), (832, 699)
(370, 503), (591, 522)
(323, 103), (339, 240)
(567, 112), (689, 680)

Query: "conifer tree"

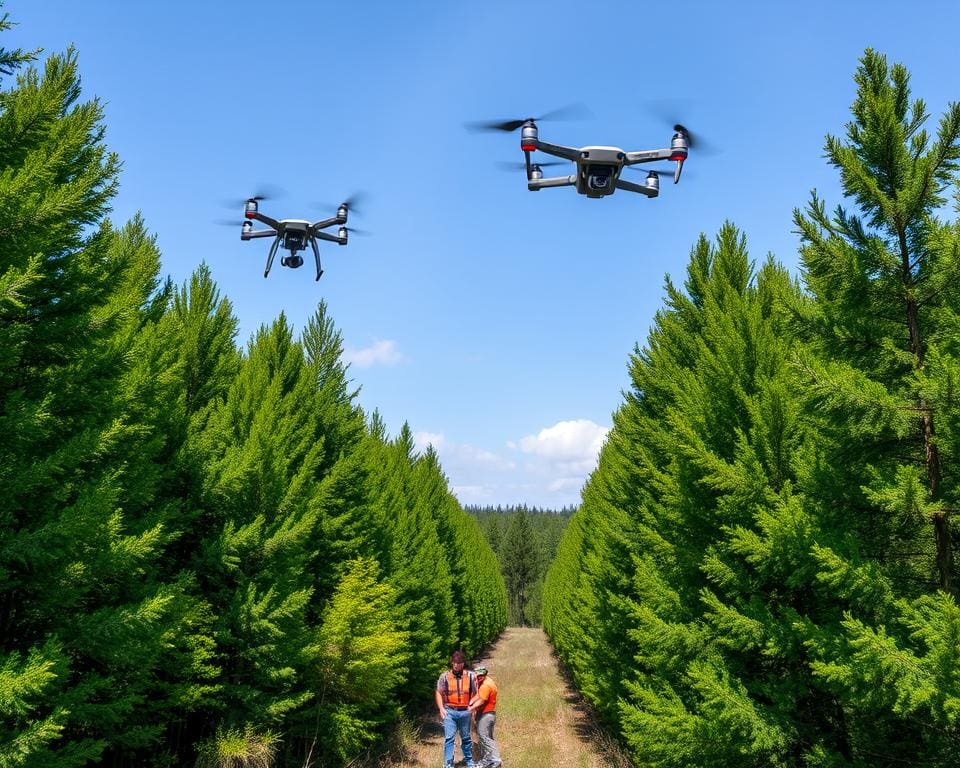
(545, 50), (960, 767)
(790, 48), (960, 763)
(501, 510), (538, 626)
(0, 43), (205, 765)
(366, 424), (454, 699)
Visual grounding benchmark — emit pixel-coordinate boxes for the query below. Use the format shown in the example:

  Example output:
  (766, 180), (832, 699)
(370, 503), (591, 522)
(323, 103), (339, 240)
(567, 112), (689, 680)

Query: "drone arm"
(624, 149), (684, 184)
(314, 230), (345, 244)
(532, 139), (580, 162)
(249, 211), (282, 230)
(309, 236), (323, 281)
(615, 177), (658, 198)
(263, 235), (282, 278)
(309, 216), (343, 230)
(528, 174), (576, 191)
(623, 148), (674, 165)
(242, 228), (278, 240)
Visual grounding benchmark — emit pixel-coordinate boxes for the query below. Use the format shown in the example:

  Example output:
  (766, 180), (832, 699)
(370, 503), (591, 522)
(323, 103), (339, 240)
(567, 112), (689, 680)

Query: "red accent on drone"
(521, 144), (537, 151)
(668, 153), (685, 161)
(245, 211), (256, 218)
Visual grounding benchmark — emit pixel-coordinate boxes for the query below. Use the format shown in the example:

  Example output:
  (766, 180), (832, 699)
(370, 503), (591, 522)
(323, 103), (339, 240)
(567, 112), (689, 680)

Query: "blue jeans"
(443, 708), (475, 766)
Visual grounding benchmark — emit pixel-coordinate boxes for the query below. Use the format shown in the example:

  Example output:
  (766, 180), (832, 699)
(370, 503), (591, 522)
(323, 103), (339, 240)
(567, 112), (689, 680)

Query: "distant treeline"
(467, 505), (573, 626)
(0, 22), (506, 768)
(543, 50), (960, 766)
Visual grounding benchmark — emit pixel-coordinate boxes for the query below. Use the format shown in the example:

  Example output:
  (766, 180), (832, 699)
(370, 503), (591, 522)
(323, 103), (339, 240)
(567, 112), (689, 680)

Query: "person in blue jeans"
(435, 650), (479, 768)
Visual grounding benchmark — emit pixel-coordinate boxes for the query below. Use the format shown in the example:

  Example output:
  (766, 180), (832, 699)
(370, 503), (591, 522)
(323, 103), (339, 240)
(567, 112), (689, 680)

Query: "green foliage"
(0, 18), (506, 767)
(545, 49), (960, 767)
(469, 505), (571, 625)
(308, 558), (408, 762)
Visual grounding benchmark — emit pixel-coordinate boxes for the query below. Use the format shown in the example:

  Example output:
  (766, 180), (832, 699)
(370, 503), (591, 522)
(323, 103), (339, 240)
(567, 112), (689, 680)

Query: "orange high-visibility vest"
(443, 670), (472, 707)
(477, 677), (497, 713)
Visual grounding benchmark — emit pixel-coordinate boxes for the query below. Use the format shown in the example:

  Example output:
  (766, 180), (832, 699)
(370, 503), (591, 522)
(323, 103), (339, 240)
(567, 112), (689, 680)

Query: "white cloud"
(343, 339), (403, 368)
(415, 431), (515, 471)
(513, 419), (609, 460)
(451, 484), (492, 502)
(409, 419), (609, 510)
(413, 431), (445, 452)
(548, 476), (585, 493)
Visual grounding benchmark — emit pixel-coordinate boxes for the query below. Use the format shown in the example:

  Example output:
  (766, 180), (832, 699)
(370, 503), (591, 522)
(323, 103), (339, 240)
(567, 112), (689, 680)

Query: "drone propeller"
(221, 185), (284, 208)
(466, 103), (591, 133)
(644, 98), (717, 154)
(495, 160), (569, 171)
(215, 218), (244, 226)
(315, 192), (366, 216)
(341, 225), (372, 236)
(672, 123), (697, 148)
(666, 121), (716, 153)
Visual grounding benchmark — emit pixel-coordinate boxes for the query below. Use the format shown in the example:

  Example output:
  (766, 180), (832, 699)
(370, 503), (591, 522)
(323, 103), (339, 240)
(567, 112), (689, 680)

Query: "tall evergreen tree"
(0, 45), (204, 766)
(501, 510), (538, 626)
(790, 48), (960, 763)
(545, 50), (960, 767)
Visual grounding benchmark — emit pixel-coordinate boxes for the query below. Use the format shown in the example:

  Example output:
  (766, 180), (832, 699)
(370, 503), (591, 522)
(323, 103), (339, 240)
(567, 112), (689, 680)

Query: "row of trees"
(543, 50), (960, 766)
(468, 505), (572, 625)
(0, 19), (506, 768)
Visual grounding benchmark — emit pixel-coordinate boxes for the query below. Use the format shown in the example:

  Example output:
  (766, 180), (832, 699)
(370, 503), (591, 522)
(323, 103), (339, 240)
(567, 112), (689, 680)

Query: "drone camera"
(281, 254), (304, 269)
(585, 163), (615, 192)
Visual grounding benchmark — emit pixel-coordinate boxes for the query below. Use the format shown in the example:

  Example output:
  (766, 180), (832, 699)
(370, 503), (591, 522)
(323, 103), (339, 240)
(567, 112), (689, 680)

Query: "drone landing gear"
(310, 236), (323, 281)
(264, 235), (282, 278)
(259, 232), (323, 281)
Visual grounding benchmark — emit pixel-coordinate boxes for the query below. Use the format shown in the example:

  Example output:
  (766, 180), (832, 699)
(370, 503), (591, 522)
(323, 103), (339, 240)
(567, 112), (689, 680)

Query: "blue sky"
(6, 1), (960, 509)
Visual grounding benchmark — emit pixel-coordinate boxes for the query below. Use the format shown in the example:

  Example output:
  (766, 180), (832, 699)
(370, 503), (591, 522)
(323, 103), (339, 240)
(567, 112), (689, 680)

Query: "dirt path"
(368, 627), (630, 768)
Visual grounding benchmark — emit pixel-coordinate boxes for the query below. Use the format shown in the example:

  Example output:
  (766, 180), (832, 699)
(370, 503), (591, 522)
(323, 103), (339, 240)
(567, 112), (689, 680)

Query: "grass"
(195, 727), (279, 768)
(360, 627), (632, 768)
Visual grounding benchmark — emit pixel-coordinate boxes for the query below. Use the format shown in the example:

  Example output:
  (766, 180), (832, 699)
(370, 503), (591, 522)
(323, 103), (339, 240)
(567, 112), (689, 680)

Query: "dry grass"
(360, 627), (632, 768)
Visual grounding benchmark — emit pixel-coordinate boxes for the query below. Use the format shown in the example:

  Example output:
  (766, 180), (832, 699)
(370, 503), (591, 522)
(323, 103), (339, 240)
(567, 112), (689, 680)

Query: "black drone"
(471, 107), (700, 199)
(232, 195), (362, 281)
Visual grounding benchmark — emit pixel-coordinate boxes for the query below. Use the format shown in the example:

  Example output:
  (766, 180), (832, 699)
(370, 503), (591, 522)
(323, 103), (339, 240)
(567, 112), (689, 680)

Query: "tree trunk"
(900, 229), (953, 592)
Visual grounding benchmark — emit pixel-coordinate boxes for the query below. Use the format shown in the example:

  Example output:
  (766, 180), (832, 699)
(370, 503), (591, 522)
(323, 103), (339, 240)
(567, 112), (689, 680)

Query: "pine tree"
(502, 510), (538, 626)
(367, 424), (454, 700)
(790, 48), (960, 763)
(0, 43), (206, 766)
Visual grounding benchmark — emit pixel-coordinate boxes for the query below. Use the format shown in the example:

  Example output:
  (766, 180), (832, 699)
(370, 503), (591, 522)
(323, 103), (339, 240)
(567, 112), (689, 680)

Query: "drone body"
(519, 119), (689, 198)
(239, 198), (354, 281)
(472, 108), (697, 199)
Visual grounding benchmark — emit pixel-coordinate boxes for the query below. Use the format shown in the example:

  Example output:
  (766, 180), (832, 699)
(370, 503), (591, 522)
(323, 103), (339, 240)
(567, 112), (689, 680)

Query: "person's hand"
(438, 708), (446, 722)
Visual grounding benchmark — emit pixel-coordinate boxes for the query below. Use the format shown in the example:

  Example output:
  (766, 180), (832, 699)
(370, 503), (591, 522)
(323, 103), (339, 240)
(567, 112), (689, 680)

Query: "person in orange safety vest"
(468, 665), (501, 768)
(435, 649), (479, 768)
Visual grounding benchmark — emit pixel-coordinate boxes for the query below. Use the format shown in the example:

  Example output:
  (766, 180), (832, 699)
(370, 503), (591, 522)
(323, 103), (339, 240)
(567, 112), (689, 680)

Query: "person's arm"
(435, 688), (447, 721)
(468, 687), (487, 715)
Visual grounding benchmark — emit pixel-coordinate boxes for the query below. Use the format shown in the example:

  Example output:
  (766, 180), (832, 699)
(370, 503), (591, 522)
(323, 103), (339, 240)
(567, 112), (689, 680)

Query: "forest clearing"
(367, 628), (630, 768)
